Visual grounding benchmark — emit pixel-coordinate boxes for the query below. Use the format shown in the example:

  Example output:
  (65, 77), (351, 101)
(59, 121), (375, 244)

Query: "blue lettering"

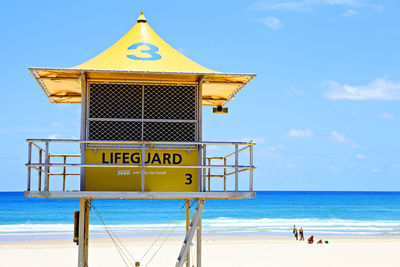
(173, 154), (182, 164)
(115, 153), (121, 164)
(102, 153), (109, 164)
(122, 153), (129, 164)
(131, 153), (140, 164)
(163, 153), (171, 164)
(145, 153), (150, 164)
(151, 153), (161, 164)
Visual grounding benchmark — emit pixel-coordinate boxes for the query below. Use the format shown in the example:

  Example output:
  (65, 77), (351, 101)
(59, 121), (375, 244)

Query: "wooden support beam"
(78, 198), (91, 267)
(197, 205), (202, 267)
(185, 199), (191, 267)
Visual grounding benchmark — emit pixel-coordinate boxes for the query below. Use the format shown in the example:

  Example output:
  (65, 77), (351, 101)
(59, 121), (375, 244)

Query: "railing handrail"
(26, 163), (256, 169)
(26, 139), (256, 146)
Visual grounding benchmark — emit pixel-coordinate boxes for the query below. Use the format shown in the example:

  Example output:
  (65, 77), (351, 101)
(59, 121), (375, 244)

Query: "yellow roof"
(30, 12), (255, 106)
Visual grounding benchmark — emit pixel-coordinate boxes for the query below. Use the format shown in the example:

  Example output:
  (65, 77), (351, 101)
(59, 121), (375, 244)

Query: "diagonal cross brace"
(175, 200), (204, 267)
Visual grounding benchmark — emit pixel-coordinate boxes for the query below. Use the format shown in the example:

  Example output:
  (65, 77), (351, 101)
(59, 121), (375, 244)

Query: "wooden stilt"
(185, 199), (191, 267)
(196, 199), (204, 267)
(78, 198), (91, 267)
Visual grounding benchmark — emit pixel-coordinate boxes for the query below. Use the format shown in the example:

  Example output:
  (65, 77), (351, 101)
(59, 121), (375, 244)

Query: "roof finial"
(137, 11), (147, 23)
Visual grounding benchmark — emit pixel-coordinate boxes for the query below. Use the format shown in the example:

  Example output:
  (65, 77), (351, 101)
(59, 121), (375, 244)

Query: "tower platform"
(25, 191), (255, 199)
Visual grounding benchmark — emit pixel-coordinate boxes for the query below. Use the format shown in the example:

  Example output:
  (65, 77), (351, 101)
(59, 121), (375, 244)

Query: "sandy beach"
(1, 235), (399, 267)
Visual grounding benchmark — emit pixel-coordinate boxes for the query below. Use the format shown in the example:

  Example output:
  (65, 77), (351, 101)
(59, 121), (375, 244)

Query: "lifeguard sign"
(26, 12), (256, 267)
(85, 147), (198, 191)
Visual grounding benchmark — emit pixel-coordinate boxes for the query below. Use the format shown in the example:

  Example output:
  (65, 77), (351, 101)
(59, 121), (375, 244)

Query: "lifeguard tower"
(25, 12), (256, 267)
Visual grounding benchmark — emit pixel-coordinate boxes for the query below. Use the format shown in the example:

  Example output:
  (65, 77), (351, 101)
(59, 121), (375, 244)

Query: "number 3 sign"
(127, 42), (162, 61)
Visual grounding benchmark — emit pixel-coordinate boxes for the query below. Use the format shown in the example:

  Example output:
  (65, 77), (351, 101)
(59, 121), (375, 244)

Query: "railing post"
(198, 145), (202, 193)
(38, 150), (42, 191)
(27, 142), (32, 191)
(235, 144), (238, 192)
(44, 142), (50, 191)
(63, 156), (67, 192)
(223, 158), (227, 192)
(207, 158), (211, 192)
(249, 145), (253, 192)
(141, 144), (145, 192)
(202, 145), (206, 192)
(185, 199), (191, 267)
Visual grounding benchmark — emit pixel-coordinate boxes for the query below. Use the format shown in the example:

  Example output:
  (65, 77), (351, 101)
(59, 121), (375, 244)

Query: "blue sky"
(0, 0), (399, 191)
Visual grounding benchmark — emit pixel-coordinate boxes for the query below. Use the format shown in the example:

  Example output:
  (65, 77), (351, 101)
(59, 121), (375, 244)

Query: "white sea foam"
(0, 218), (399, 236)
(0, 223), (186, 233)
(201, 217), (400, 235)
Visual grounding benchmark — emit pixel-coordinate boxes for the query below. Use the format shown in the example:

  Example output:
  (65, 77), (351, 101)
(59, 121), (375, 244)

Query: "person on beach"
(299, 227), (304, 241)
(293, 225), (298, 240)
(308, 235), (314, 244)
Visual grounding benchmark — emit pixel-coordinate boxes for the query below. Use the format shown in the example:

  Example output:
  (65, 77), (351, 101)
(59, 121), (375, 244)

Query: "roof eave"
(29, 67), (256, 77)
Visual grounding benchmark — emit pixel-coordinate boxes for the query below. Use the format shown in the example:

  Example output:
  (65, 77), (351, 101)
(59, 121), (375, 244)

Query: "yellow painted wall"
(85, 148), (198, 192)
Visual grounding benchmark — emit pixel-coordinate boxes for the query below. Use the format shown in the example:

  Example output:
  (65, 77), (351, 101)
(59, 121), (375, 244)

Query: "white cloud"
(259, 17), (283, 30)
(356, 154), (366, 159)
(341, 8), (358, 16)
(330, 131), (347, 142)
(371, 168), (381, 173)
(330, 131), (358, 147)
(377, 112), (395, 120)
(286, 129), (314, 138)
(323, 78), (400, 100)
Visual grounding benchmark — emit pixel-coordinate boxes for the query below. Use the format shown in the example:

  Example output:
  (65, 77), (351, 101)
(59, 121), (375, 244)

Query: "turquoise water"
(0, 191), (399, 240)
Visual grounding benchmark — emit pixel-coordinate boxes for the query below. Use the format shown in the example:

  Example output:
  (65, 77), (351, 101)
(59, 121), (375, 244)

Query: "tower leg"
(196, 199), (204, 267)
(185, 199), (191, 267)
(78, 198), (91, 267)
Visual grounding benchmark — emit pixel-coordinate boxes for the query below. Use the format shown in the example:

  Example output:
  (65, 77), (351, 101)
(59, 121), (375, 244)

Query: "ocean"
(0, 191), (399, 241)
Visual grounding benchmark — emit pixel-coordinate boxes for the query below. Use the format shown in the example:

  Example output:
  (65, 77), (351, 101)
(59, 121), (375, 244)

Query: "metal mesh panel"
(89, 121), (141, 141)
(144, 85), (196, 120)
(144, 122), (196, 142)
(89, 83), (142, 119)
(87, 82), (198, 144)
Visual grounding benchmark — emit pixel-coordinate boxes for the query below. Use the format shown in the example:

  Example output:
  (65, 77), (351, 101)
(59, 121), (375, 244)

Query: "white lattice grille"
(88, 121), (141, 141)
(89, 83), (142, 119)
(144, 122), (196, 142)
(87, 82), (198, 143)
(144, 85), (196, 120)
